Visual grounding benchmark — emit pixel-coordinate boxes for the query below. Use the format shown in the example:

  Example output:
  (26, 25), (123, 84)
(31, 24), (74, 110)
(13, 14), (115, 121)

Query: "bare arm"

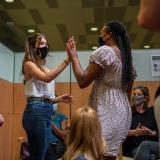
(66, 37), (103, 88)
(24, 60), (69, 83)
(71, 58), (103, 88)
(51, 119), (68, 141)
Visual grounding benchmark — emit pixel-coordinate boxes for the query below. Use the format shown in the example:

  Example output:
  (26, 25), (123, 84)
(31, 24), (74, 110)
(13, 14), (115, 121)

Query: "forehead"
(133, 88), (143, 94)
(101, 26), (107, 33)
(39, 36), (47, 42)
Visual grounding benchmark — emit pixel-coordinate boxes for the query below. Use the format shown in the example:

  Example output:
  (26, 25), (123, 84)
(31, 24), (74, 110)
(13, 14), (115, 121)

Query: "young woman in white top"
(22, 33), (73, 160)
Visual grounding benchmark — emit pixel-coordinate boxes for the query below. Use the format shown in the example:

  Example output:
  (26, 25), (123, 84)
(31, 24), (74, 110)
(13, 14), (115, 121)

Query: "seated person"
(46, 104), (68, 160)
(63, 106), (106, 160)
(0, 113), (4, 127)
(123, 86), (159, 160)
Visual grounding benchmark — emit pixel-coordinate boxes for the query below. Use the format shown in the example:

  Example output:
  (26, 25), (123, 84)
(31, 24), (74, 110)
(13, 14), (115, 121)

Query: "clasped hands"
(135, 123), (156, 136)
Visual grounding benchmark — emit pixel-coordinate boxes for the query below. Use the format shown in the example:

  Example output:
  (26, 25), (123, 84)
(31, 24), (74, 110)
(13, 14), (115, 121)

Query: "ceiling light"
(144, 45), (150, 49)
(90, 27), (98, 31)
(92, 46), (98, 50)
(6, 21), (15, 26)
(28, 29), (35, 33)
(5, 0), (14, 2)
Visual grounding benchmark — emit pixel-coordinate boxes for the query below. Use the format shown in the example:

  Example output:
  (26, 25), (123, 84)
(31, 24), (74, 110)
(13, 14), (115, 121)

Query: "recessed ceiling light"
(28, 29), (35, 33)
(92, 46), (98, 50)
(90, 27), (98, 31)
(144, 45), (150, 49)
(5, 0), (14, 2)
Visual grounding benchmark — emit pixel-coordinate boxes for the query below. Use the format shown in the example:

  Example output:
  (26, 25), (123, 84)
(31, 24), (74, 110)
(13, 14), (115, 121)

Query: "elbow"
(43, 78), (51, 83)
(78, 81), (90, 88)
(43, 76), (54, 83)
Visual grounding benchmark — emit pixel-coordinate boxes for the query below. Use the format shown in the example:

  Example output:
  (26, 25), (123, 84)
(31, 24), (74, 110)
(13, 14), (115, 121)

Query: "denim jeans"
(22, 101), (53, 160)
(133, 141), (160, 160)
(45, 142), (66, 160)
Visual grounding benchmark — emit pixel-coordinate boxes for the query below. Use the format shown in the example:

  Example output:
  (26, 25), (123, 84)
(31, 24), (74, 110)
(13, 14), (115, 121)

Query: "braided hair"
(106, 21), (133, 90)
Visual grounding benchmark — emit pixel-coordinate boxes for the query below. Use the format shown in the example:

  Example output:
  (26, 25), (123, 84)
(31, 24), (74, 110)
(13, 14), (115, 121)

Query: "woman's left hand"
(55, 94), (75, 103)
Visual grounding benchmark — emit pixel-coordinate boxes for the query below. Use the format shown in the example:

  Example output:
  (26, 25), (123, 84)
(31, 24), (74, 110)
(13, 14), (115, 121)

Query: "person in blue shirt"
(46, 104), (68, 160)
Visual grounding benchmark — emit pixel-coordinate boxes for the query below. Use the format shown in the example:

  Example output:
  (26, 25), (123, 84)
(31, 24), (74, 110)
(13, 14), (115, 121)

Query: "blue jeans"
(133, 141), (160, 160)
(22, 101), (53, 160)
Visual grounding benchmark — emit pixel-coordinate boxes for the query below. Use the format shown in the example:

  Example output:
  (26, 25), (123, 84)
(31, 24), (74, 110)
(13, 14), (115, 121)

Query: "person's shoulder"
(56, 112), (68, 119)
(92, 45), (113, 57)
(24, 61), (36, 69)
(95, 45), (112, 52)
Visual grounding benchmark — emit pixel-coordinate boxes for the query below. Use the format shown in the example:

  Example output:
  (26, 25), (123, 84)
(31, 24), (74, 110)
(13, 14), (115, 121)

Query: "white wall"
(0, 43), (14, 82)
(14, 49), (160, 83)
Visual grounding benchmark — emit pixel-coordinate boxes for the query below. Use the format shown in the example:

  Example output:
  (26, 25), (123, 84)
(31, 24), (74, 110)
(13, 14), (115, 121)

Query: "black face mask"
(37, 46), (49, 59)
(98, 37), (106, 47)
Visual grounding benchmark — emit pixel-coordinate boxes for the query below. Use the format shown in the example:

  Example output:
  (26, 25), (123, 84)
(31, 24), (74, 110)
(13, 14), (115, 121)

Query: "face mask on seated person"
(132, 95), (145, 106)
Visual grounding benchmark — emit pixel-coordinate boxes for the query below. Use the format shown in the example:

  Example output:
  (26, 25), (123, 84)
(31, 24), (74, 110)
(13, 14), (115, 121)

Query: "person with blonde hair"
(63, 106), (106, 160)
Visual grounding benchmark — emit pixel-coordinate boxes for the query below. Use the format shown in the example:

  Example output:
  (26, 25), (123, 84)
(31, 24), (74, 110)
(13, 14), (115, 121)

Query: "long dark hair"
(106, 21), (133, 90)
(154, 85), (160, 99)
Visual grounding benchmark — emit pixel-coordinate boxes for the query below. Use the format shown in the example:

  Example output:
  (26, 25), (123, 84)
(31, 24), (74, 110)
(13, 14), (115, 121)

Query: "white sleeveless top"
(25, 77), (55, 99)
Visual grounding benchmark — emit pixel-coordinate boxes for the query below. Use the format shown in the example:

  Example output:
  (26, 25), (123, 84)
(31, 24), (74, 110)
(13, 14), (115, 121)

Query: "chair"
(15, 137), (25, 160)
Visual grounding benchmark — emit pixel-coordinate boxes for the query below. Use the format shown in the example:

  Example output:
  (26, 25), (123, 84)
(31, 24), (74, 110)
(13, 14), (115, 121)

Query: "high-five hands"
(66, 37), (78, 60)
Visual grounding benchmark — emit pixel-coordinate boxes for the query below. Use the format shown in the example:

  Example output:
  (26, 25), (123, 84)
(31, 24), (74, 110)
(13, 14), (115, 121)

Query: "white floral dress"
(89, 45), (133, 156)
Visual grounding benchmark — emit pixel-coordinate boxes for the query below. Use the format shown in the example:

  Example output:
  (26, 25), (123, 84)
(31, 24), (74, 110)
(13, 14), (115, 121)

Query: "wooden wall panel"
(13, 84), (26, 114)
(12, 114), (26, 160)
(0, 79), (13, 114)
(70, 83), (92, 114)
(55, 83), (71, 118)
(0, 114), (12, 160)
(0, 81), (157, 160)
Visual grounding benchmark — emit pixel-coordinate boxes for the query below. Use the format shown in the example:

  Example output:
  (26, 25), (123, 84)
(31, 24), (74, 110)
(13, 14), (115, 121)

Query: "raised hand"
(66, 37), (78, 60)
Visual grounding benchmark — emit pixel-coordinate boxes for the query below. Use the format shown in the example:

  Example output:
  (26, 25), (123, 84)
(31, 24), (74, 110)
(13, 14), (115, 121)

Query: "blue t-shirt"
(75, 155), (86, 160)
(49, 111), (68, 143)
